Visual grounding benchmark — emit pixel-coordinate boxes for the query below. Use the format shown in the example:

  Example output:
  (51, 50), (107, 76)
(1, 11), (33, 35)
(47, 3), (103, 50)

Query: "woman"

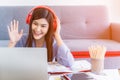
(8, 6), (74, 67)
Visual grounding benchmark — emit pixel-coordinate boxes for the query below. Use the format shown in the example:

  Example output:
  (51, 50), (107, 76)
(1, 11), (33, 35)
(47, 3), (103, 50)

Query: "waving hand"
(7, 20), (23, 44)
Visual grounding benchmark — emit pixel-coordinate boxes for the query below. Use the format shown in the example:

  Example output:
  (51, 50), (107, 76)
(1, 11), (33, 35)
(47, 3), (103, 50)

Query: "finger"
(10, 21), (14, 31)
(20, 29), (23, 33)
(16, 20), (19, 30)
(57, 17), (60, 24)
(7, 26), (11, 34)
(13, 19), (16, 30)
(7, 26), (12, 40)
(19, 29), (23, 37)
(15, 20), (18, 30)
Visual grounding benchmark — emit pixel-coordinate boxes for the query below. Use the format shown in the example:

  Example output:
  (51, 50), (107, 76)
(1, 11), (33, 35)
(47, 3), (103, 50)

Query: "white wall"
(0, 0), (111, 6)
(110, 0), (120, 22)
(0, 0), (120, 22)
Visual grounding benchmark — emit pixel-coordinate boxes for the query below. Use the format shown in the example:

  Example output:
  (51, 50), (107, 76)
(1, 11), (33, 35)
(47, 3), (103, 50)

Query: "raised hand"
(54, 17), (61, 36)
(54, 17), (63, 47)
(7, 20), (23, 44)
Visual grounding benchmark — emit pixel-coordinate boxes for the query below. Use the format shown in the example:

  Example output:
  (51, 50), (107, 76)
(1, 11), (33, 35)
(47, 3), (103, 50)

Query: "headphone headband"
(26, 6), (57, 24)
(26, 6), (57, 31)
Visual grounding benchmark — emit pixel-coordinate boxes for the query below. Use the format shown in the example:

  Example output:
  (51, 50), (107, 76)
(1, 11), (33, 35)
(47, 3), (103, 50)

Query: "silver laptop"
(0, 48), (48, 80)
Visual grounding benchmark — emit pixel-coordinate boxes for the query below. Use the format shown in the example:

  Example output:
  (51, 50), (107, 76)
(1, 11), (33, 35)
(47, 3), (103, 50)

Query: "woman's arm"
(53, 17), (74, 67)
(53, 42), (74, 67)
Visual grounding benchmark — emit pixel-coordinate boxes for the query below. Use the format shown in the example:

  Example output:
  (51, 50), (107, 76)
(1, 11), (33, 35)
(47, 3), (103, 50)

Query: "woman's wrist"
(54, 34), (63, 46)
(8, 41), (17, 47)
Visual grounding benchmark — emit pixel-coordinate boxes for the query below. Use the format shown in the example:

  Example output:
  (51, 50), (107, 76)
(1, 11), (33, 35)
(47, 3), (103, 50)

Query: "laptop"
(0, 48), (48, 80)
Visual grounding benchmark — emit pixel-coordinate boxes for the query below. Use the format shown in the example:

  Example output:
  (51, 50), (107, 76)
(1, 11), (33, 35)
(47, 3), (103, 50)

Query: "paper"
(48, 62), (72, 73)
(49, 75), (61, 80)
(48, 60), (91, 74)
(71, 60), (91, 72)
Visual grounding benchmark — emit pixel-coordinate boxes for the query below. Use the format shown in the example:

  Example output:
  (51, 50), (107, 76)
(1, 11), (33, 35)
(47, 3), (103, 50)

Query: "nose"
(36, 26), (41, 31)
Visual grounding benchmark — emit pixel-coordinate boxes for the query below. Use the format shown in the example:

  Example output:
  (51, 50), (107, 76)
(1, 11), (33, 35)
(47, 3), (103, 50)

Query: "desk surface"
(49, 69), (120, 80)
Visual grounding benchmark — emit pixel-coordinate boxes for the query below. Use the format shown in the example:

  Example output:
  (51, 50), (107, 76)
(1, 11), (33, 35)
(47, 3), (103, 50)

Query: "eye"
(33, 22), (38, 26)
(41, 24), (47, 28)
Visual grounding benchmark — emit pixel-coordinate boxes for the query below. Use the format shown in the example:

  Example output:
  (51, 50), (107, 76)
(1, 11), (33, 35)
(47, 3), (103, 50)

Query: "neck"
(35, 37), (45, 47)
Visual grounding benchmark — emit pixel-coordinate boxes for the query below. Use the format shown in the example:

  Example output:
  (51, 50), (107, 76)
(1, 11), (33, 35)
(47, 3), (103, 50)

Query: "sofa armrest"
(111, 23), (120, 42)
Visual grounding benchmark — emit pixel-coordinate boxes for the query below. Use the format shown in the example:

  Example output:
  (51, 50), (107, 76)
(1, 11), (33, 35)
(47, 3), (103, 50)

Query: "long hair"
(25, 8), (54, 62)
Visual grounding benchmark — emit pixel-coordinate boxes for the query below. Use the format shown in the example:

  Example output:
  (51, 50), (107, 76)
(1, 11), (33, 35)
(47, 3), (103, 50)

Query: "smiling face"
(32, 18), (49, 40)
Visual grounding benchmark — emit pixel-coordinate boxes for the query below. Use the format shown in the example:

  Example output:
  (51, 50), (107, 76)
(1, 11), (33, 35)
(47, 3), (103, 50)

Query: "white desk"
(49, 69), (120, 80)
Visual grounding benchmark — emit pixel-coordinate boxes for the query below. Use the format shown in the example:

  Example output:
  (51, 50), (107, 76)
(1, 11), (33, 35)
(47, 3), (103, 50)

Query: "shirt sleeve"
(53, 41), (74, 67)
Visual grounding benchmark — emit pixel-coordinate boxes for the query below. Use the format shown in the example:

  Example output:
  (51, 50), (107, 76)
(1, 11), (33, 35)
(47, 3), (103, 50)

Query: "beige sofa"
(51, 6), (120, 58)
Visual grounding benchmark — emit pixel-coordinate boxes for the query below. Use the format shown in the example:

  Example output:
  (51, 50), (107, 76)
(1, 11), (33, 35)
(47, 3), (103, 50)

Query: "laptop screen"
(0, 48), (48, 80)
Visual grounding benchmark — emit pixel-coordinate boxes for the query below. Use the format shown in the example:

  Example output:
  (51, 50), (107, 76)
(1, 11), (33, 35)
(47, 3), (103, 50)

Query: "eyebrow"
(41, 24), (48, 25)
(33, 21), (48, 25)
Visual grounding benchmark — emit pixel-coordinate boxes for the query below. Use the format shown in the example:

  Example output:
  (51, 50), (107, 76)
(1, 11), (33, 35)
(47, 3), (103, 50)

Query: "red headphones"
(26, 6), (57, 31)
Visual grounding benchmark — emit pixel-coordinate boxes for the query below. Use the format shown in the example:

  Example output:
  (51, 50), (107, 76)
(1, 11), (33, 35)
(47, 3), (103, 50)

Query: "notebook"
(0, 48), (48, 80)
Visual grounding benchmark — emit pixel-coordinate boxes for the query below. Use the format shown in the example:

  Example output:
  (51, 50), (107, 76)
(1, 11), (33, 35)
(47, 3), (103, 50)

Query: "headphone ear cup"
(53, 19), (57, 31)
(26, 14), (32, 24)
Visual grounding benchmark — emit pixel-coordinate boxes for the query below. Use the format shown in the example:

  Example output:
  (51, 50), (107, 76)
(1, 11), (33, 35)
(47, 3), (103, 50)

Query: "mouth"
(34, 31), (43, 36)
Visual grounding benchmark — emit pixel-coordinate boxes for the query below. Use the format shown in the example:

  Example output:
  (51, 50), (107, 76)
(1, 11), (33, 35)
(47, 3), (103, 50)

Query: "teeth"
(35, 32), (42, 35)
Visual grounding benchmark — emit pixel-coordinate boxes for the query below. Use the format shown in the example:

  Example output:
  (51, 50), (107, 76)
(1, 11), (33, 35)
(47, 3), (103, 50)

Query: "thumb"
(19, 29), (23, 38)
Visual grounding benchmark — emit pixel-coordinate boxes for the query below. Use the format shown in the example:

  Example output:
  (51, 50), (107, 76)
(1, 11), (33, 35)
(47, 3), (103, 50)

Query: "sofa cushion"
(63, 39), (120, 58)
(64, 39), (120, 51)
(59, 6), (111, 39)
